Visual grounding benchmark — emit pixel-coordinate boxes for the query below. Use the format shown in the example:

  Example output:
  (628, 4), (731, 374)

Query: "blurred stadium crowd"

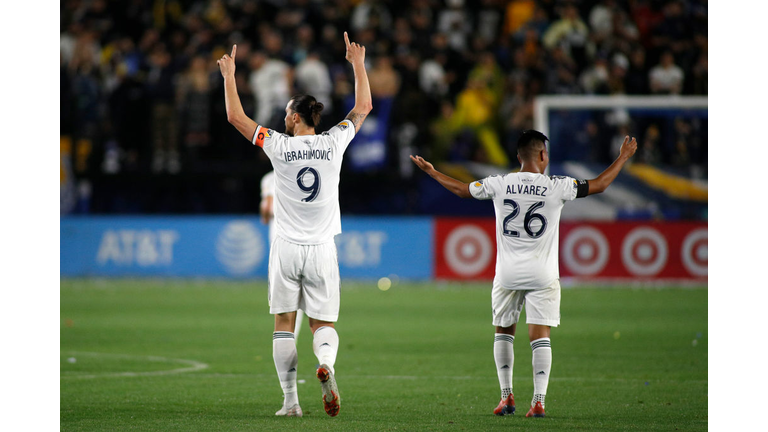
(60, 0), (707, 215)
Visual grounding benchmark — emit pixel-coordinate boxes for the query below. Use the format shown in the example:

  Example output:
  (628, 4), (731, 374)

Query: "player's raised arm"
(410, 155), (472, 198)
(586, 135), (637, 195)
(343, 32), (373, 133)
(218, 45), (260, 145)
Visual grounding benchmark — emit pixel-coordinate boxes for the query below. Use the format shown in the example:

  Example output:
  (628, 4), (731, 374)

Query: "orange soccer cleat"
(493, 394), (516, 416)
(316, 364), (340, 417)
(525, 401), (546, 418)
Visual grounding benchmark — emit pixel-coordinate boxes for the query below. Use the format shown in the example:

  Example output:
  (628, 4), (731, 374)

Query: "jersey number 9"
(297, 167), (321, 202)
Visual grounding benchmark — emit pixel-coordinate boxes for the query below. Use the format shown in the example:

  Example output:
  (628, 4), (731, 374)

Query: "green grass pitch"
(60, 279), (707, 431)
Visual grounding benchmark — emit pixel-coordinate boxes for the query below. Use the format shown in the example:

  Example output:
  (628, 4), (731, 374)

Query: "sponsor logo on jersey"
(474, 180), (483, 187)
(338, 121), (349, 130)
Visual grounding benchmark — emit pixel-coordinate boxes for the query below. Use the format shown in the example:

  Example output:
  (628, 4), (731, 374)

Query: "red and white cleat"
(316, 364), (340, 417)
(493, 394), (516, 416)
(525, 401), (546, 418)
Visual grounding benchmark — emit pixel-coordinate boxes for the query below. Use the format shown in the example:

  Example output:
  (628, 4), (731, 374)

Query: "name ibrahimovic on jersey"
(283, 148), (333, 162)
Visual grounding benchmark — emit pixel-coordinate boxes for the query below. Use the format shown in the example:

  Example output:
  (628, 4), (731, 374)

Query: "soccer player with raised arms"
(217, 32), (372, 418)
(411, 130), (637, 418)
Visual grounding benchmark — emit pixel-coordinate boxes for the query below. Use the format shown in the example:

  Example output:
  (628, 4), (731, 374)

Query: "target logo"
(681, 228), (707, 277)
(563, 227), (610, 275)
(621, 227), (668, 276)
(443, 225), (493, 276)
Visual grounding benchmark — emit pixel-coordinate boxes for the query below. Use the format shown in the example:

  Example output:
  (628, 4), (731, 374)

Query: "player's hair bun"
(290, 94), (324, 128)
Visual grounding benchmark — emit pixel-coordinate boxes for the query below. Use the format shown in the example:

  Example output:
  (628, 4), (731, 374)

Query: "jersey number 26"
(502, 199), (548, 238)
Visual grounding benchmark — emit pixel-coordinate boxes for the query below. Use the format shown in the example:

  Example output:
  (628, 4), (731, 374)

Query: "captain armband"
(575, 179), (589, 198)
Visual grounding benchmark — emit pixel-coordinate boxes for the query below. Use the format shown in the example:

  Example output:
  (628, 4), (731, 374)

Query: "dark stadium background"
(60, 0), (708, 218)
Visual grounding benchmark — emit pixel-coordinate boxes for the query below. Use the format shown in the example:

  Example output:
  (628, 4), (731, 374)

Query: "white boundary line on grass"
(61, 351), (209, 379)
(188, 373), (706, 385)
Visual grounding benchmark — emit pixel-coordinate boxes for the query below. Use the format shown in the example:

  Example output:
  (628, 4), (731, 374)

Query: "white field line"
(188, 373), (706, 385)
(61, 351), (209, 379)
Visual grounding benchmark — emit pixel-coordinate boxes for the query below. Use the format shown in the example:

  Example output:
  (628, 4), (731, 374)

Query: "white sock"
(273, 331), (298, 406)
(494, 333), (515, 399)
(530, 338), (552, 407)
(312, 326), (339, 374)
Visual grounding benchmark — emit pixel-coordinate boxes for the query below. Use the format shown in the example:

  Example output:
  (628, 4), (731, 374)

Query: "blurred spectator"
(649, 51), (684, 95)
(542, 3), (589, 69)
(295, 52), (333, 111)
(588, 0), (615, 43)
(146, 45), (180, 173)
(350, 0), (392, 33)
(451, 76), (508, 166)
(248, 51), (291, 126)
(638, 124), (663, 165)
(625, 46), (648, 94)
(503, 0), (537, 37)
(368, 56), (401, 98)
(608, 53), (629, 94)
(437, 0), (473, 52)
(430, 101), (459, 162)
(499, 77), (533, 158)
(580, 56), (610, 94)
(651, 1), (691, 61)
(572, 120), (601, 162)
(419, 52), (450, 99)
(476, 0), (505, 44)
(545, 46), (579, 94)
(691, 52), (707, 95)
(177, 56), (213, 153)
(672, 117), (692, 168)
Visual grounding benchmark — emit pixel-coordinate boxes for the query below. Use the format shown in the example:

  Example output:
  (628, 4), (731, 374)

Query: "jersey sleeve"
(324, 119), (356, 151)
(254, 126), (288, 158)
(469, 175), (502, 200)
(549, 175), (587, 201)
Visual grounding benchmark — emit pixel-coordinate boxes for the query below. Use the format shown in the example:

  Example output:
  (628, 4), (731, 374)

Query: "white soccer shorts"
(268, 236), (341, 322)
(491, 279), (561, 328)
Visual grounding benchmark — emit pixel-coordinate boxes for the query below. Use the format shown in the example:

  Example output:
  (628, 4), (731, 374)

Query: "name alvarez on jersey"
(506, 184), (547, 196)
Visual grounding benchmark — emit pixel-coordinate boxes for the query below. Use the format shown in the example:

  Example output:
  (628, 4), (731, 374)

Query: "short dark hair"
(289, 94), (324, 128)
(517, 130), (549, 160)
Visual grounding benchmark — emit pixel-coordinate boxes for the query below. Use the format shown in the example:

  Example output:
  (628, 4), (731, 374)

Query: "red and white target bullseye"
(681, 228), (707, 277)
(444, 225), (493, 276)
(563, 227), (609, 275)
(621, 227), (668, 276)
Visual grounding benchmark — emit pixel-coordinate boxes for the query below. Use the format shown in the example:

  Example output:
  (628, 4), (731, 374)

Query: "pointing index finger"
(231, 44), (237, 59)
(344, 31), (351, 48)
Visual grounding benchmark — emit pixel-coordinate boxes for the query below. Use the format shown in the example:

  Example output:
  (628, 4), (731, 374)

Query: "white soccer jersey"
(253, 120), (356, 245)
(469, 172), (586, 290)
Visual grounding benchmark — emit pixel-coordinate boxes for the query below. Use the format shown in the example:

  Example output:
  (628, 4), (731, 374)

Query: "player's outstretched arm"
(410, 155), (472, 198)
(587, 135), (637, 195)
(218, 45), (259, 143)
(343, 31), (373, 133)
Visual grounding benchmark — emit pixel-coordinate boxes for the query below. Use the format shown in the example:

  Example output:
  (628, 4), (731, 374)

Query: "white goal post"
(533, 95), (708, 174)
